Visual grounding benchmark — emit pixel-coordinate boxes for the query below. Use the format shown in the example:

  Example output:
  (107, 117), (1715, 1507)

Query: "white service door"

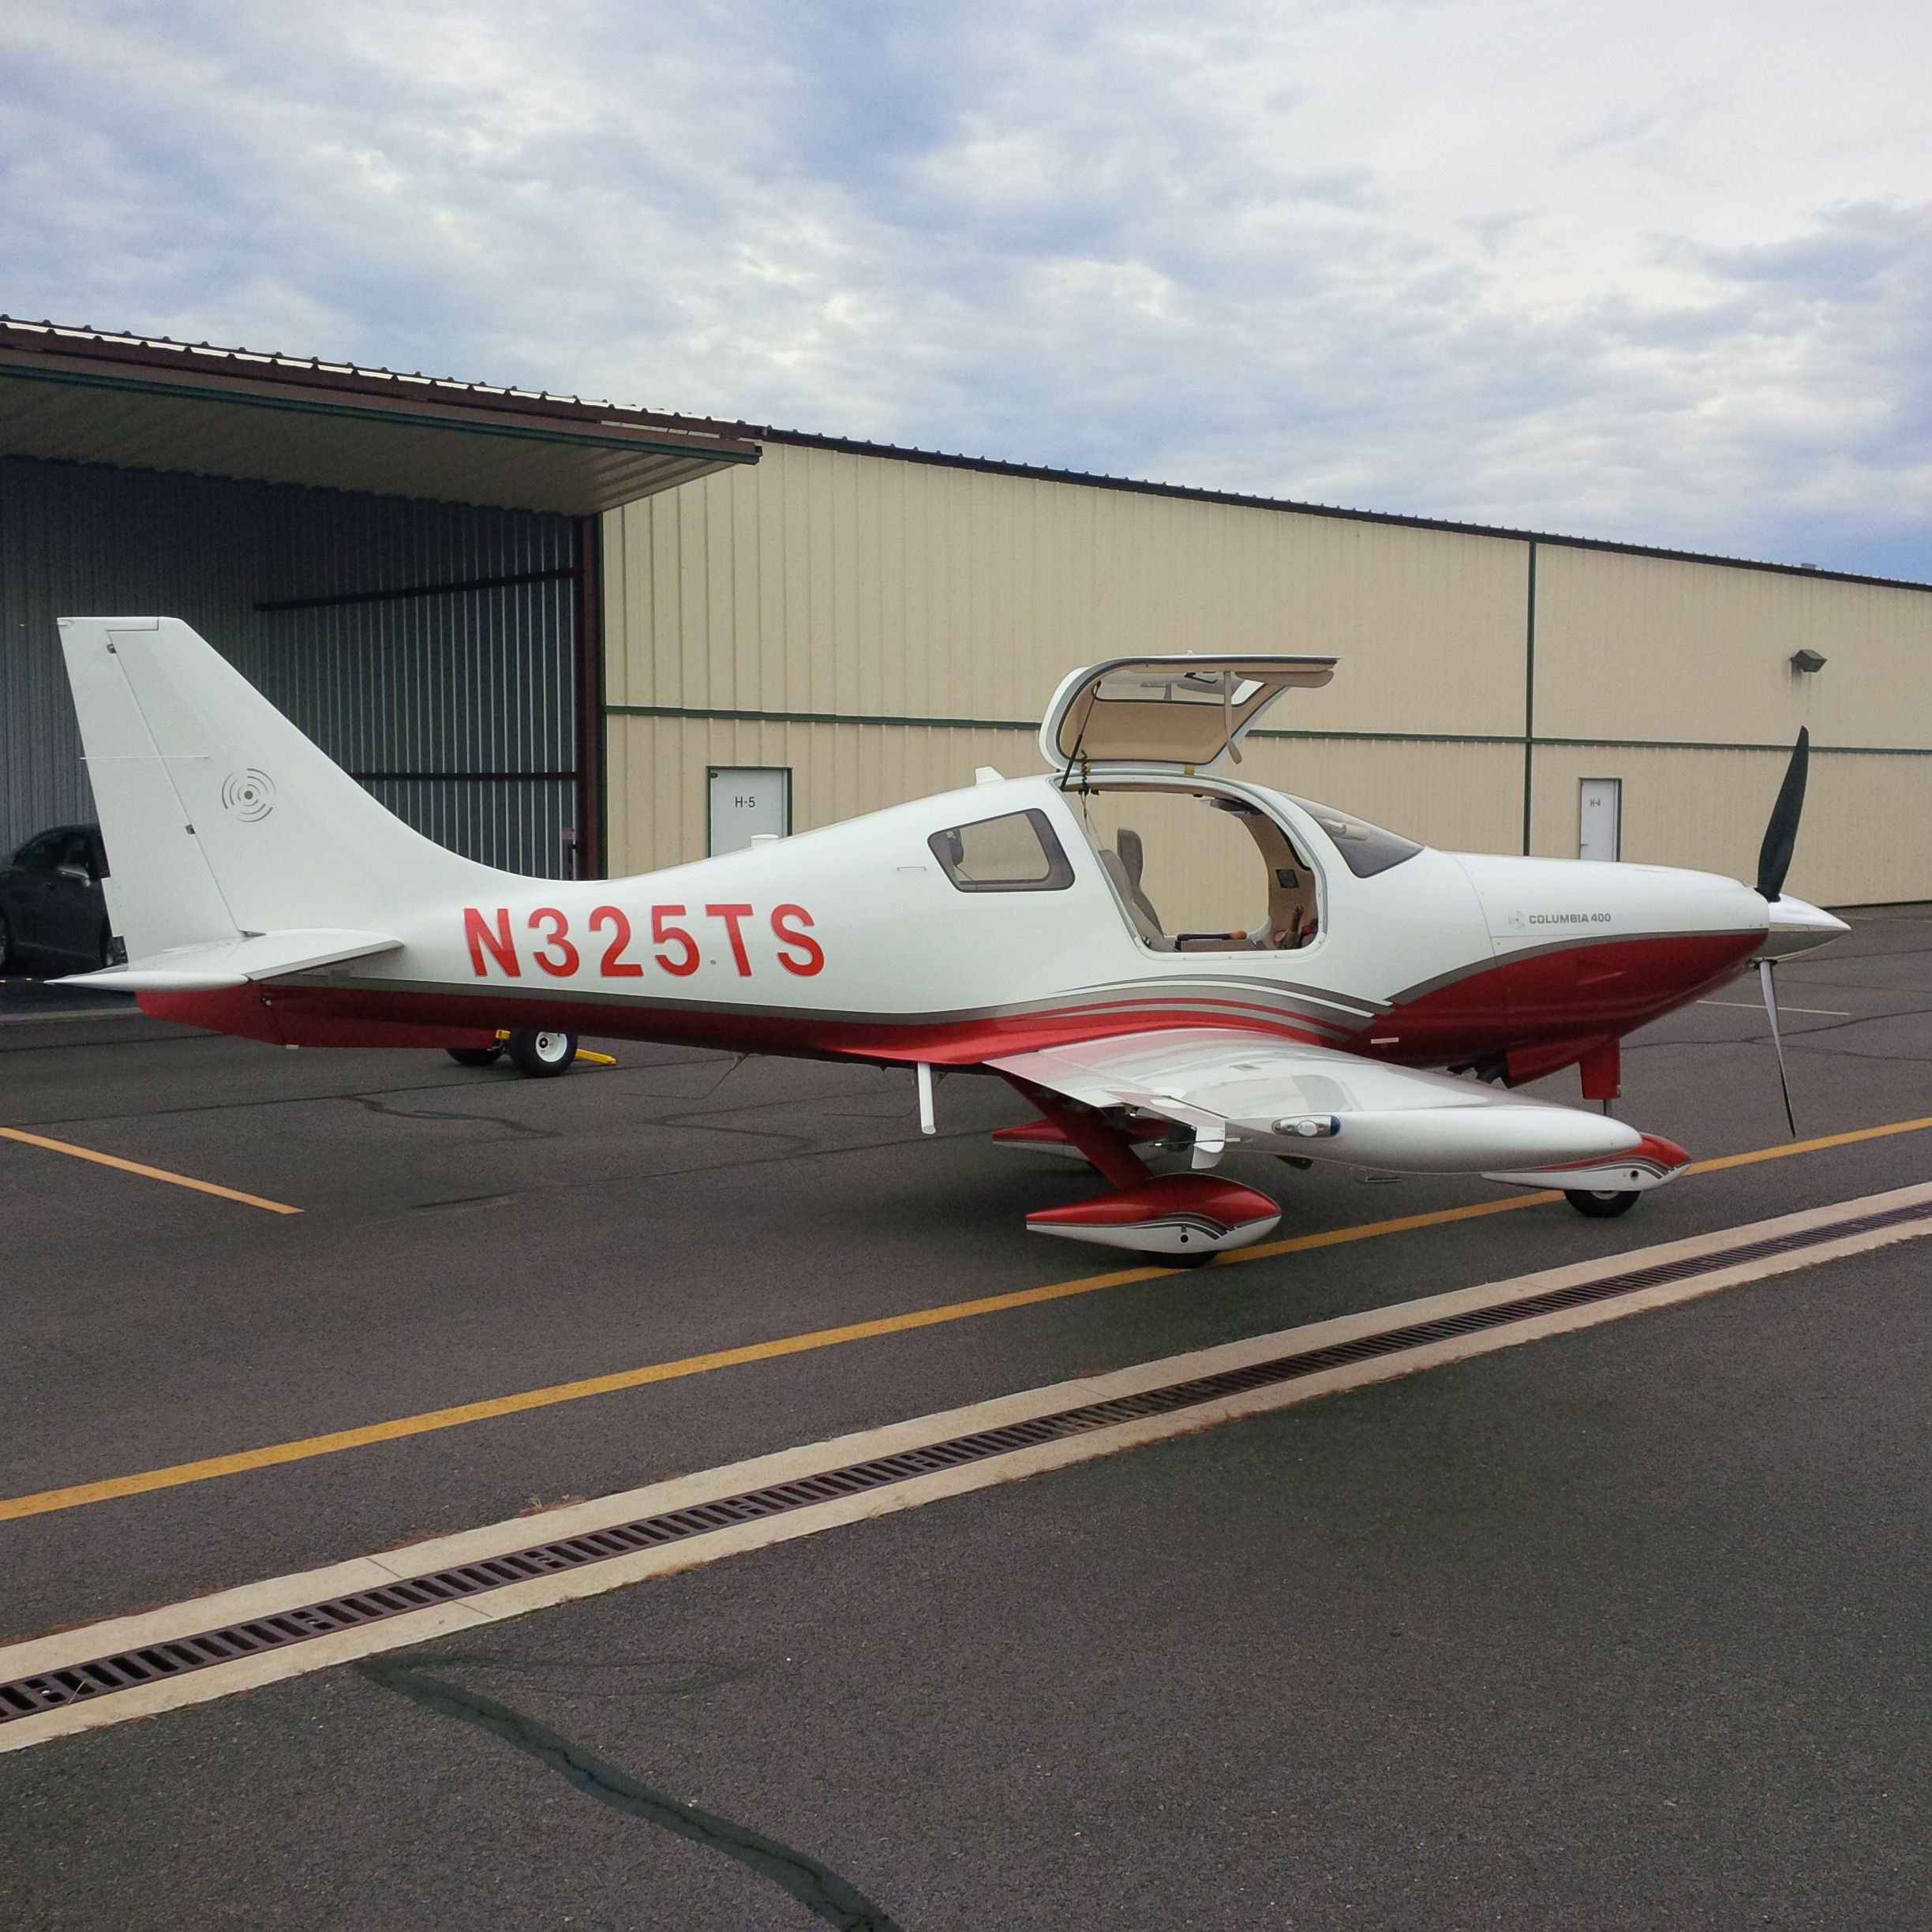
(1578, 777), (1621, 862)
(709, 767), (791, 855)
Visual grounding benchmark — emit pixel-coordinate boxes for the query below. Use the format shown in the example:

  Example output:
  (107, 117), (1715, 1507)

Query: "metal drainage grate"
(7, 1196), (1929, 1728)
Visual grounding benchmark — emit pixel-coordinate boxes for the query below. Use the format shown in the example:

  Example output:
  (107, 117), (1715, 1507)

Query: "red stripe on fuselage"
(1347, 930), (1762, 1064)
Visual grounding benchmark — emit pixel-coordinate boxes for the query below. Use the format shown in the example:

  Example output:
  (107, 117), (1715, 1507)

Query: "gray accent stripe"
(287, 974), (1378, 1035)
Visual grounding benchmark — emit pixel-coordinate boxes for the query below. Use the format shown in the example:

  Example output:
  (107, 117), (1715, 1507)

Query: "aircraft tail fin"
(58, 616), (496, 963)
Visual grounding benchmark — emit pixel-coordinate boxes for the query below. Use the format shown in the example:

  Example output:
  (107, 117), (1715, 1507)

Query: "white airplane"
(55, 618), (1845, 1262)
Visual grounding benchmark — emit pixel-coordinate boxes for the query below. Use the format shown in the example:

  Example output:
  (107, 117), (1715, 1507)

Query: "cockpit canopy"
(1039, 654), (1337, 773)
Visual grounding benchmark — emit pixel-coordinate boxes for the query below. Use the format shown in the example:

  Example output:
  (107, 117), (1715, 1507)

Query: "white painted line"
(8, 1179), (1932, 1754)
(1698, 999), (1852, 1017)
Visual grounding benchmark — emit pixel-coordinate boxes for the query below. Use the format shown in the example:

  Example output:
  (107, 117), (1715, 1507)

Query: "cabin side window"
(929, 809), (1076, 893)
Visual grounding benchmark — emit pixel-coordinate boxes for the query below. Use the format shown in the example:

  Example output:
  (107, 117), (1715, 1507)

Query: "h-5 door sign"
(708, 766), (792, 855)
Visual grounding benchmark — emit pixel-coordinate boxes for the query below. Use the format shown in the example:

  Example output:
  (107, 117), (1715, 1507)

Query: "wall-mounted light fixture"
(1790, 648), (1827, 673)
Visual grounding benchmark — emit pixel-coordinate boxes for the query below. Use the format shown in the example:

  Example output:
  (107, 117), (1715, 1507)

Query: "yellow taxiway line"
(0, 1125), (301, 1216)
(2, 1110), (1930, 1524)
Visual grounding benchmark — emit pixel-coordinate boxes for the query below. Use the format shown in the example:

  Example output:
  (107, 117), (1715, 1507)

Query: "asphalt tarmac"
(2, 908), (1930, 1928)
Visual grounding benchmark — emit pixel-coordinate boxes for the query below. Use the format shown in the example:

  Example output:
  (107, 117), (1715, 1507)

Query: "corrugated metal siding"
(1533, 544), (1932, 750)
(605, 442), (1530, 738)
(1, 456), (577, 873)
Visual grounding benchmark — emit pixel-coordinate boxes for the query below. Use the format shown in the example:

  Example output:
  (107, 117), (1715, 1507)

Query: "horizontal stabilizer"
(58, 929), (402, 993)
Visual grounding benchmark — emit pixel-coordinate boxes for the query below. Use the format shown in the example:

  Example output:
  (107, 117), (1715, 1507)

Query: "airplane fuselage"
(137, 770), (1813, 1087)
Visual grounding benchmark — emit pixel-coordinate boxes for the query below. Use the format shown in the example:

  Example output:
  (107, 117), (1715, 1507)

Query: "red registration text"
(462, 903), (822, 979)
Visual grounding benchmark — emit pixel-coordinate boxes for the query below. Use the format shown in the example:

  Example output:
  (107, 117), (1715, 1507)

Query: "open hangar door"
(2, 455), (589, 878)
(0, 320), (761, 893)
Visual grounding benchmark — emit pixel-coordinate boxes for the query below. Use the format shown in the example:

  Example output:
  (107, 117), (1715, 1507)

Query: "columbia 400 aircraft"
(57, 619), (1845, 1262)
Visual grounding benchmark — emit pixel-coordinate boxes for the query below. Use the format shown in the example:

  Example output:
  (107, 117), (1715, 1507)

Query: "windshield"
(1286, 796), (1423, 879)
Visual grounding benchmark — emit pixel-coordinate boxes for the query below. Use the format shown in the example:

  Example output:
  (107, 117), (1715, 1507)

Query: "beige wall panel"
(1533, 545), (1932, 751)
(1527, 743), (1932, 904)
(607, 444), (1533, 739)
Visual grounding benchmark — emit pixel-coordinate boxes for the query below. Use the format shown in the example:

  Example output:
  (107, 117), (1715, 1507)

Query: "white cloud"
(2, 0), (1930, 575)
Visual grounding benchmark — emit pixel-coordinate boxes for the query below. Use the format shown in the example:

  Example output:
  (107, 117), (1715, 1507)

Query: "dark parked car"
(0, 824), (116, 975)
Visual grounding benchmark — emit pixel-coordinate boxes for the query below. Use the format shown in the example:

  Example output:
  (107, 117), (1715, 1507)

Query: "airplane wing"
(988, 1028), (1667, 1181)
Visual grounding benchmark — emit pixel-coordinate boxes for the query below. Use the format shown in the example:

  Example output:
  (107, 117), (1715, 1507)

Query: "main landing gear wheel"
(507, 1028), (578, 1078)
(1565, 1188), (1640, 1219)
(445, 1043), (506, 1068)
(1150, 1247), (1218, 1269)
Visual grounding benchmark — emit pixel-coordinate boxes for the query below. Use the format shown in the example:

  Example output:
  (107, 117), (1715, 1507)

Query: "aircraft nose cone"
(1760, 894), (1850, 959)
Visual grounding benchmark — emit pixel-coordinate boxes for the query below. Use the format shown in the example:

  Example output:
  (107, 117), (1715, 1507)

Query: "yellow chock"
(487, 1027), (612, 1066)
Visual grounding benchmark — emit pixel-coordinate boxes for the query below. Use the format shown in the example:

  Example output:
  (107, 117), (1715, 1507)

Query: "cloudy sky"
(4, 0), (1930, 577)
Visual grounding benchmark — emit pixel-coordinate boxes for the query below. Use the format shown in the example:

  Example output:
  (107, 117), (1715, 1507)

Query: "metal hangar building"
(4, 317), (1928, 914)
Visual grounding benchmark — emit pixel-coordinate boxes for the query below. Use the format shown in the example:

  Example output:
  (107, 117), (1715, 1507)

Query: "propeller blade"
(1755, 727), (1810, 902)
(1758, 957), (1797, 1138)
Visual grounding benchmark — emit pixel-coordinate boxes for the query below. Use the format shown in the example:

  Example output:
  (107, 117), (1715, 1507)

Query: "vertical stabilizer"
(58, 619), (241, 957)
(58, 617), (498, 961)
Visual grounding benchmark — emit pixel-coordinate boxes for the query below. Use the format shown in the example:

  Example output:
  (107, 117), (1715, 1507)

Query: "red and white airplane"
(57, 618), (1844, 1261)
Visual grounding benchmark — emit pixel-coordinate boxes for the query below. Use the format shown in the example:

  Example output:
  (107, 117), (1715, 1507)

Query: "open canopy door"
(1039, 655), (1338, 774)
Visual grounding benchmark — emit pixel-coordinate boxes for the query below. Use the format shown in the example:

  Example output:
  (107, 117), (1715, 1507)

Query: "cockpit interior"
(1073, 784), (1321, 952)
(1069, 781), (1421, 953)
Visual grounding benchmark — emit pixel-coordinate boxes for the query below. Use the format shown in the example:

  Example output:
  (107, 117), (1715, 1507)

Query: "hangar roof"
(0, 319), (759, 515)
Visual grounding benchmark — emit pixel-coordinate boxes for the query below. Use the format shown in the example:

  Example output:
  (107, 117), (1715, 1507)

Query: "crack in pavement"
(358, 1653), (906, 1931)
(346, 1094), (560, 1141)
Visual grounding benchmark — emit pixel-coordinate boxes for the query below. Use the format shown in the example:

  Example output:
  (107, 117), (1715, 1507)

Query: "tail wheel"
(1566, 1188), (1640, 1219)
(507, 1028), (578, 1078)
(446, 1044), (506, 1068)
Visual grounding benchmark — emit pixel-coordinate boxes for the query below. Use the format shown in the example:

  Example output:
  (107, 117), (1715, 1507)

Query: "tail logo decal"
(221, 769), (276, 822)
